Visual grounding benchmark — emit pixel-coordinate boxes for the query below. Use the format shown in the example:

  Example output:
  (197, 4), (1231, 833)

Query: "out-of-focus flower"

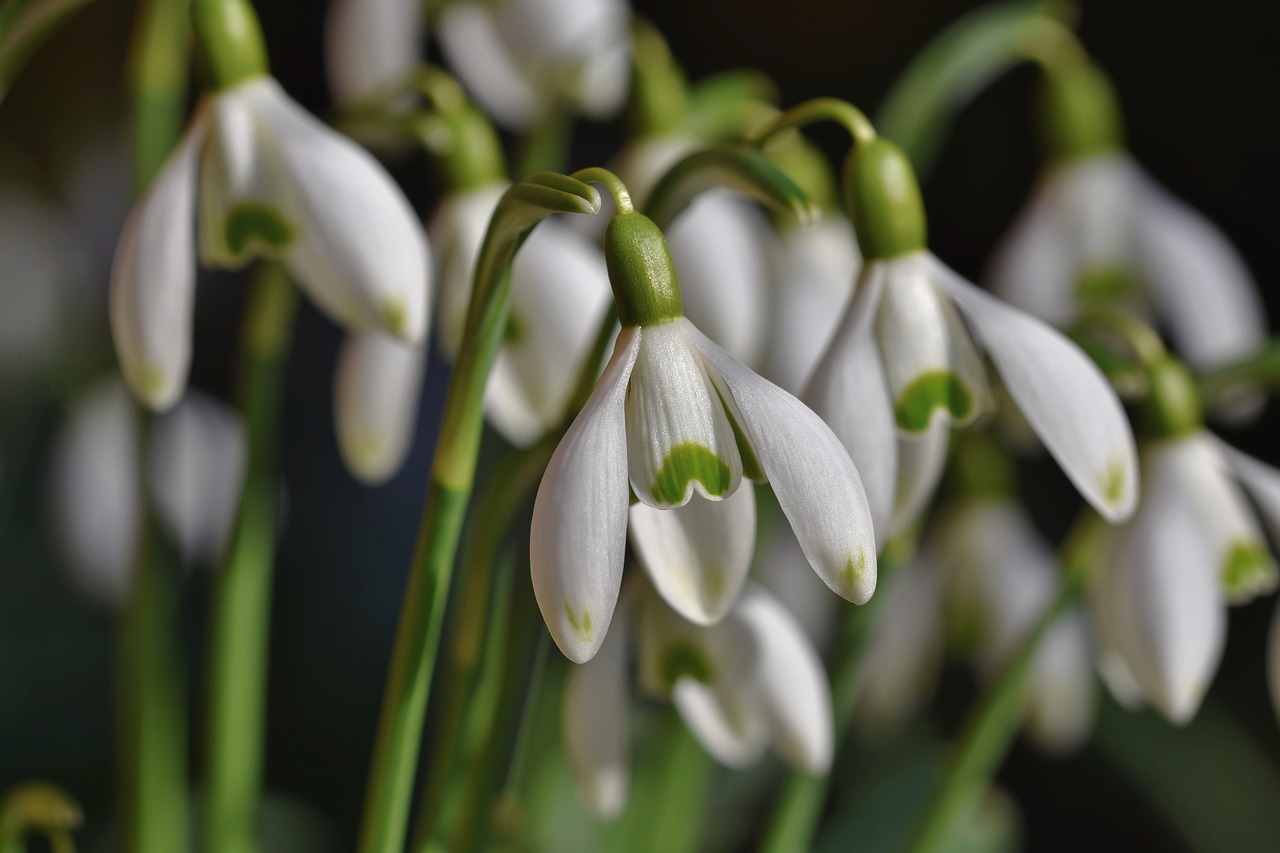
(437, 0), (631, 130)
(563, 579), (832, 818)
(111, 76), (430, 410)
(333, 331), (427, 485)
(1269, 598), (1280, 726)
(531, 211), (875, 662)
(325, 0), (422, 105)
(756, 518), (843, 652)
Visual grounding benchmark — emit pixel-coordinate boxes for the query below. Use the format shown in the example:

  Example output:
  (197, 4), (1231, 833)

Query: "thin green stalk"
(905, 569), (1085, 853)
(127, 0), (190, 185)
(516, 102), (569, 178)
(203, 265), (297, 853)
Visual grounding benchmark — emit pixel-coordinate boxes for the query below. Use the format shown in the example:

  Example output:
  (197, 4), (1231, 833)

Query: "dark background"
(2, 0), (1279, 850)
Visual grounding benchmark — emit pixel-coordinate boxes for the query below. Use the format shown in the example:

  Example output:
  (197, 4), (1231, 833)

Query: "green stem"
(905, 568), (1086, 853)
(749, 97), (878, 149)
(516, 101), (570, 178)
(127, 0), (190, 187)
(203, 264), (297, 853)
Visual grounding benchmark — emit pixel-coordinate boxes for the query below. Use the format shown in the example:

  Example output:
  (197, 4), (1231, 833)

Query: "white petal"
(1058, 154), (1140, 278)
(933, 257), (1138, 521)
(1269, 597), (1280, 726)
(484, 218), (612, 447)
(986, 171), (1077, 327)
(1026, 609), (1096, 755)
(334, 331), (426, 484)
(687, 319), (878, 602)
(665, 190), (775, 368)
(876, 252), (991, 433)
(110, 108), (205, 410)
(530, 328), (640, 663)
(563, 582), (632, 818)
(891, 423), (949, 538)
(734, 584), (834, 774)
(625, 321), (742, 508)
(671, 677), (769, 769)
(325, 0), (422, 105)
(1218, 438), (1280, 545)
(436, 3), (539, 130)
(763, 216), (861, 396)
(629, 485), (756, 626)
(50, 379), (142, 608)
(428, 183), (510, 359)
(245, 80), (431, 341)
(570, 28), (631, 120)
(148, 391), (247, 566)
(756, 521), (841, 652)
(803, 264), (897, 543)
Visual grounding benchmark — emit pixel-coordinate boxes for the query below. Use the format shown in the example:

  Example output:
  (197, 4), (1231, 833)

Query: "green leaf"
(0, 0), (95, 105)
(644, 145), (814, 230)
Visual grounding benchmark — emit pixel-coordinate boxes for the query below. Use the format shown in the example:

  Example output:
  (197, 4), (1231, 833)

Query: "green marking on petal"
(1077, 266), (1134, 307)
(564, 603), (594, 644)
(660, 641), (714, 687)
(137, 363), (168, 401)
(504, 310), (524, 344)
(712, 383), (764, 482)
(894, 370), (972, 432)
(1221, 540), (1276, 601)
(1099, 459), (1127, 508)
(651, 441), (731, 505)
(838, 550), (869, 593)
(224, 202), (295, 255)
(382, 296), (408, 337)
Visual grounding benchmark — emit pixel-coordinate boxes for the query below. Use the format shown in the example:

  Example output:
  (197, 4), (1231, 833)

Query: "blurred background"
(2, 0), (1279, 850)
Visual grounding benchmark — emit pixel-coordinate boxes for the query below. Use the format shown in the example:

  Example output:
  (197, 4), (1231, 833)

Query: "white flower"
(990, 153), (1266, 387)
(1090, 432), (1280, 725)
(563, 580), (832, 818)
(333, 331), (427, 485)
(531, 308), (877, 662)
(437, 0), (631, 130)
(806, 250), (1138, 541)
(325, 0), (422, 105)
(111, 76), (430, 410)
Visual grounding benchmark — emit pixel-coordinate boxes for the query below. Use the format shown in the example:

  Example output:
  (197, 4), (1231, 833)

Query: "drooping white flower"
(111, 76), (430, 410)
(325, 0), (422, 105)
(990, 153), (1266, 387)
(563, 579), (832, 818)
(333, 331), (427, 485)
(807, 250), (1138, 541)
(437, 0), (631, 130)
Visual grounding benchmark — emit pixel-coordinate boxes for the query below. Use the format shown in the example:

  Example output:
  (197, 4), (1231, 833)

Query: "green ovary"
(651, 442), (731, 505)
(661, 641), (714, 687)
(1221, 540), (1275, 600)
(895, 371), (973, 432)
(225, 202), (295, 255)
(1077, 266), (1134, 306)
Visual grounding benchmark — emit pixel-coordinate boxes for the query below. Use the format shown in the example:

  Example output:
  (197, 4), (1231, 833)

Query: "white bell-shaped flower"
(437, 0), (630, 130)
(325, 0), (422, 105)
(990, 153), (1266, 386)
(333, 330), (426, 485)
(111, 76), (430, 411)
(563, 579), (832, 818)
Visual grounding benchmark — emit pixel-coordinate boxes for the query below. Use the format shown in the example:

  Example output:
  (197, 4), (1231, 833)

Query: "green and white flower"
(110, 76), (430, 410)
(564, 579), (832, 818)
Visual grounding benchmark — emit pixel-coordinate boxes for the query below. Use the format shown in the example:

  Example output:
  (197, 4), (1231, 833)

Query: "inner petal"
(626, 322), (743, 507)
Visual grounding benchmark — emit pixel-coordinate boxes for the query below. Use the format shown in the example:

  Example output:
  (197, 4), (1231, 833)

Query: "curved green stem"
(643, 145), (814, 229)
(1073, 308), (1167, 367)
(572, 167), (635, 214)
(748, 97), (877, 149)
(203, 264), (297, 853)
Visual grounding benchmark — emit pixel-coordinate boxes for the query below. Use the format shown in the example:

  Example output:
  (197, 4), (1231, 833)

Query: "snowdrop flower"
(990, 60), (1265, 387)
(325, 0), (422, 105)
(564, 579), (832, 817)
(806, 137), (1137, 541)
(110, 25), (430, 411)
(437, 0), (630, 130)
(1091, 357), (1280, 724)
(531, 205), (876, 662)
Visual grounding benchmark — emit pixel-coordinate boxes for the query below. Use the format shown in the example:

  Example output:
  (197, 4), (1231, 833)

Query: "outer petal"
(986, 171), (1077, 326)
(665, 190), (774, 368)
(148, 390), (247, 566)
(563, 582), (633, 818)
(110, 107), (205, 410)
(629, 485), (755, 626)
(686, 319), (878, 603)
(325, 0), (422, 105)
(334, 332), (426, 484)
(671, 678), (769, 769)
(625, 321), (742, 508)
(933, 257), (1138, 522)
(1058, 154), (1139, 282)
(1218, 438), (1280, 544)
(436, 3), (539, 129)
(484, 218), (612, 447)
(877, 252), (991, 433)
(530, 328), (640, 662)
(891, 423), (949, 538)
(428, 182), (509, 358)
(803, 264), (897, 545)
(734, 584), (834, 774)
(246, 80), (431, 342)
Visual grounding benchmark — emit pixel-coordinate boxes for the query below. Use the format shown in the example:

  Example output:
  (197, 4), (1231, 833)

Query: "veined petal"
(986, 171), (1076, 326)
(687, 319), (878, 602)
(563, 581), (633, 818)
(245, 79), (431, 342)
(735, 584), (834, 774)
(933, 257), (1138, 522)
(625, 321), (742, 508)
(148, 391), (247, 566)
(437, 3), (539, 129)
(804, 264), (896, 543)
(484, 218), (612, 447)
(891, 423), (949, 538)
(429, 183), (509, 359)
(333, 331), (426, 484)
(665, 190), (774, 368)
(764, 216), (860, 396)
(530, 328), (640, 662)
(325, 0), (422, 105)
(876, 252), (991, 434)
(110, 107), (205, 410)
(629, 485), (755, 626)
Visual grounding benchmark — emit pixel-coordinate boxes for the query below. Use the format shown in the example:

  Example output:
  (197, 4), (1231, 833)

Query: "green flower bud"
(1143, 356), (1203, 440)
(605, 212), (682, 326)
(193, 0), (269, 89)
(1040, 60), (1124, 163)
(843, 138), (927, 261)
(435, 105), (507, 191)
